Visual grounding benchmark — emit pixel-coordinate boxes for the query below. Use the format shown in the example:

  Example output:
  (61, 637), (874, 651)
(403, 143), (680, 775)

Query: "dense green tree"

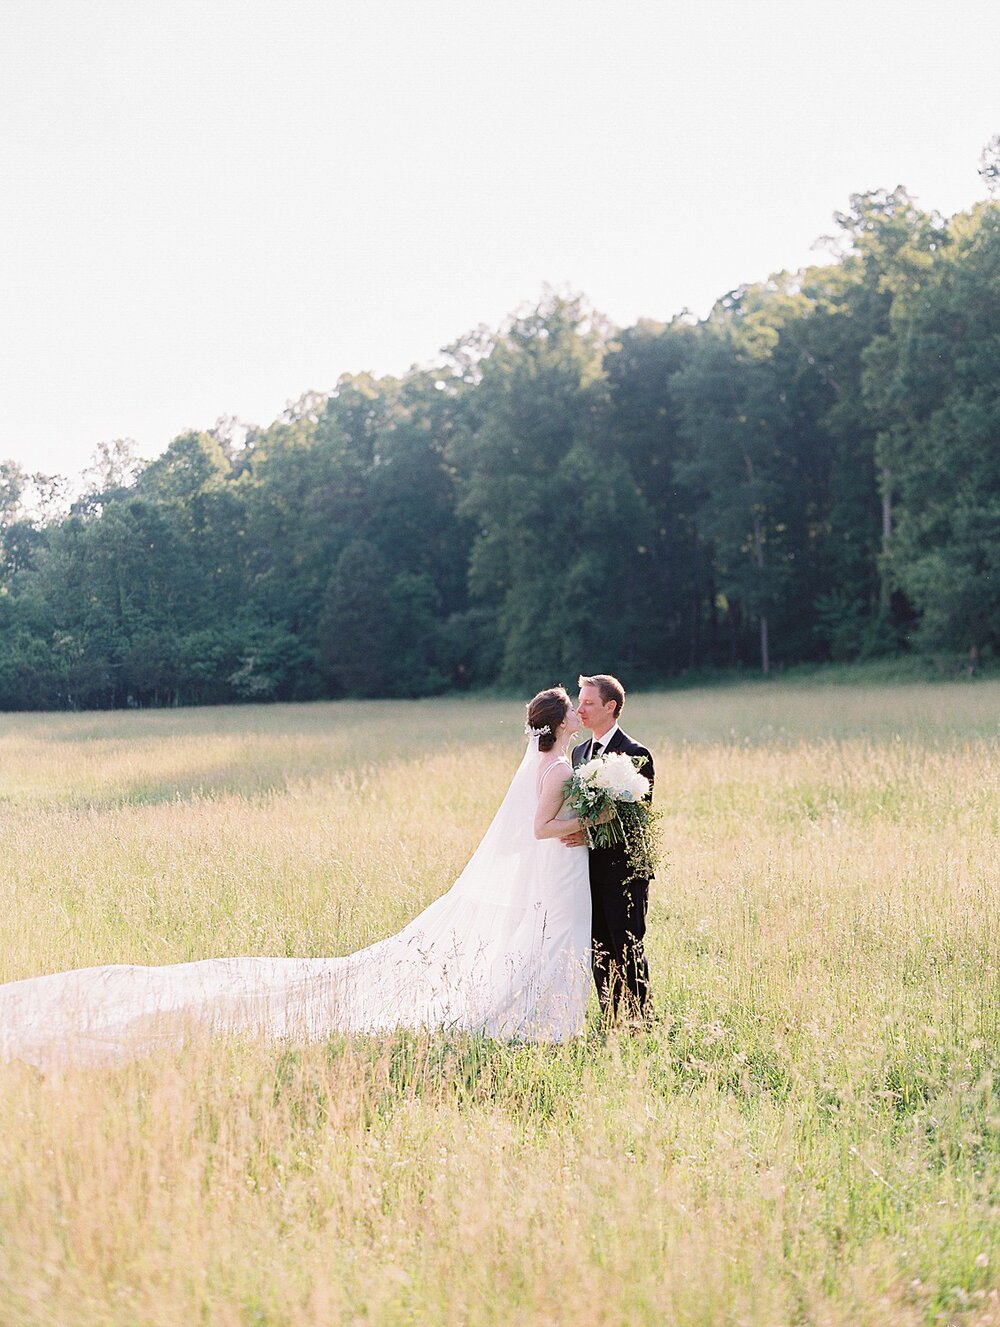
(0, 462), (35, 579)
(672, 280), (826, 673)
(457, 292), (652, 685)
(874, 201), (1000, 654)
(238, 370), (473, 695)
(317, 539), (394, 696)
(138, 431), (230, 504)
(836, 190), (944, 615)
(601, 318), (711, 672)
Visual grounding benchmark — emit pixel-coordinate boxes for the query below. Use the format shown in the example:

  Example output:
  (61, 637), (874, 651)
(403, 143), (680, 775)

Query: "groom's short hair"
(578, 673), (625, 717)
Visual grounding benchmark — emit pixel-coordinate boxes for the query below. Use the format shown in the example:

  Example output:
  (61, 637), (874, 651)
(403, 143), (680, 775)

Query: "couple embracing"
(0, 673), (655, 1068)
(532, 673), (655, 1027)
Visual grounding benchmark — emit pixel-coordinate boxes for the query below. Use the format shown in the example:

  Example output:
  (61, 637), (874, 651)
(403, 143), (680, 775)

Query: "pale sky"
(1, 0), (997, 481)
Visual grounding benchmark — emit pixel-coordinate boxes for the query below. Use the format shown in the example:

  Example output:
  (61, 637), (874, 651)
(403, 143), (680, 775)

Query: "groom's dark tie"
(591, 741), (604, 758)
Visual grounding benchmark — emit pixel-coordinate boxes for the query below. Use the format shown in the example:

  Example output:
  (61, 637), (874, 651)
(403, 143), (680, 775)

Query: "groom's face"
(577, 684), (616, 735)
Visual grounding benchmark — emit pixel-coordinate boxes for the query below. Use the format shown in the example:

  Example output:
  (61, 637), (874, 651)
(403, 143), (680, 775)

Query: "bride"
(0, 688), (600, 1068)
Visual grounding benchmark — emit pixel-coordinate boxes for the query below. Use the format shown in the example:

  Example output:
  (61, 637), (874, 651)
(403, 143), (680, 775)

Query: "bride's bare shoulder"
(537, 755), (571, 787)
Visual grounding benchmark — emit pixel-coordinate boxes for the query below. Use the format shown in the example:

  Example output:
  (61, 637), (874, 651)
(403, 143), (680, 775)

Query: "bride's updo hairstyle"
(525, 687), (570, 753)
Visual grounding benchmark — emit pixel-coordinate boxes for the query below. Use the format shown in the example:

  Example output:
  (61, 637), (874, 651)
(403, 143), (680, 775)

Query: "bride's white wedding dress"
(0, 743), (591, 1069)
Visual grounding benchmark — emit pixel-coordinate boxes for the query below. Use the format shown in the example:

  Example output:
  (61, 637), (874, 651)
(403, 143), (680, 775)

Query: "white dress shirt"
(588, 722), (620, 757)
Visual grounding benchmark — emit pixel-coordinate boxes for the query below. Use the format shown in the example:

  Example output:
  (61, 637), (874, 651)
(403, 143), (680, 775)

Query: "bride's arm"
(533, 764), (610, 840)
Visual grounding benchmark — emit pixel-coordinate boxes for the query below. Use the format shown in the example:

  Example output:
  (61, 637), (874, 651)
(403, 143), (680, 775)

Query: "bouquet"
(564, 752), (658, 879)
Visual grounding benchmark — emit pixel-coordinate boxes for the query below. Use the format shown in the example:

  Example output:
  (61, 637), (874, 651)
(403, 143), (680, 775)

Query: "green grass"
(0, 681), (998, 1325)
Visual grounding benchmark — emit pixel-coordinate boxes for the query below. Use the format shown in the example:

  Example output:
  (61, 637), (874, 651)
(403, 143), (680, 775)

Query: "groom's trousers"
(590, 876), (651, 1020)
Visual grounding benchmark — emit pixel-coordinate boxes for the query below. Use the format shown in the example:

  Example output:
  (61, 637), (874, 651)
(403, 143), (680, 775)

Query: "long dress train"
(0, 744), (591, 1068)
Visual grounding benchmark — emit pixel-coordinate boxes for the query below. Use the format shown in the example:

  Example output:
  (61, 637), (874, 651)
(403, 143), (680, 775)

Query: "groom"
(564, 673), (655, 1024)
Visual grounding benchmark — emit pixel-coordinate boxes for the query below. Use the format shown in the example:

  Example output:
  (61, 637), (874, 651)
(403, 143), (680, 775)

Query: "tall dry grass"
(1, 682), (998, 1325)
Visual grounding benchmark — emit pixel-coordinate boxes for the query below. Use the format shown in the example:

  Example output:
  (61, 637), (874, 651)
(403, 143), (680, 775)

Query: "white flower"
(589, 752), (650, 801)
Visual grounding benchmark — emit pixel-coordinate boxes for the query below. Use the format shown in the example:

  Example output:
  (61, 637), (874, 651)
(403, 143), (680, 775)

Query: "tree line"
(1, 177), (998, 709)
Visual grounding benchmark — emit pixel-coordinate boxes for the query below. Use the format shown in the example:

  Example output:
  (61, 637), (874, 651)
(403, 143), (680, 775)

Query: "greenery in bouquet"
(564, 751), (659, 879)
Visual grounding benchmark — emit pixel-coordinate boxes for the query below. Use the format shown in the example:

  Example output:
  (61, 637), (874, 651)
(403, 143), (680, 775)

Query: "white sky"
(1, 0), (997, 479)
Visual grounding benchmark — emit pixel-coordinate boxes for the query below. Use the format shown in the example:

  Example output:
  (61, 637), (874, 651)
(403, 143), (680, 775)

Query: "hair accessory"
(524, 722), (551, 736)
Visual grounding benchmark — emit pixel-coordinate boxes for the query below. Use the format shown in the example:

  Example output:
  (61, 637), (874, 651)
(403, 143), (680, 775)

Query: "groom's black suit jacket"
(572, 727), (655, 887)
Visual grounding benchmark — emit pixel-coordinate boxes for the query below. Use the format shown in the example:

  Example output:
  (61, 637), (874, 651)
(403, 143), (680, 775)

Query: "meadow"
(0, 679), (998, 1326)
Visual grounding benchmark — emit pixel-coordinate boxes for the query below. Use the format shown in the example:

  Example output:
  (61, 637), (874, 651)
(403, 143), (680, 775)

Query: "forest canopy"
(2, 179), (998, 709)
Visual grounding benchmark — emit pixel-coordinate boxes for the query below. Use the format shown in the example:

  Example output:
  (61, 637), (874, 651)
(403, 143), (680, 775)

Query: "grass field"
(1, 680), (998, 1326)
